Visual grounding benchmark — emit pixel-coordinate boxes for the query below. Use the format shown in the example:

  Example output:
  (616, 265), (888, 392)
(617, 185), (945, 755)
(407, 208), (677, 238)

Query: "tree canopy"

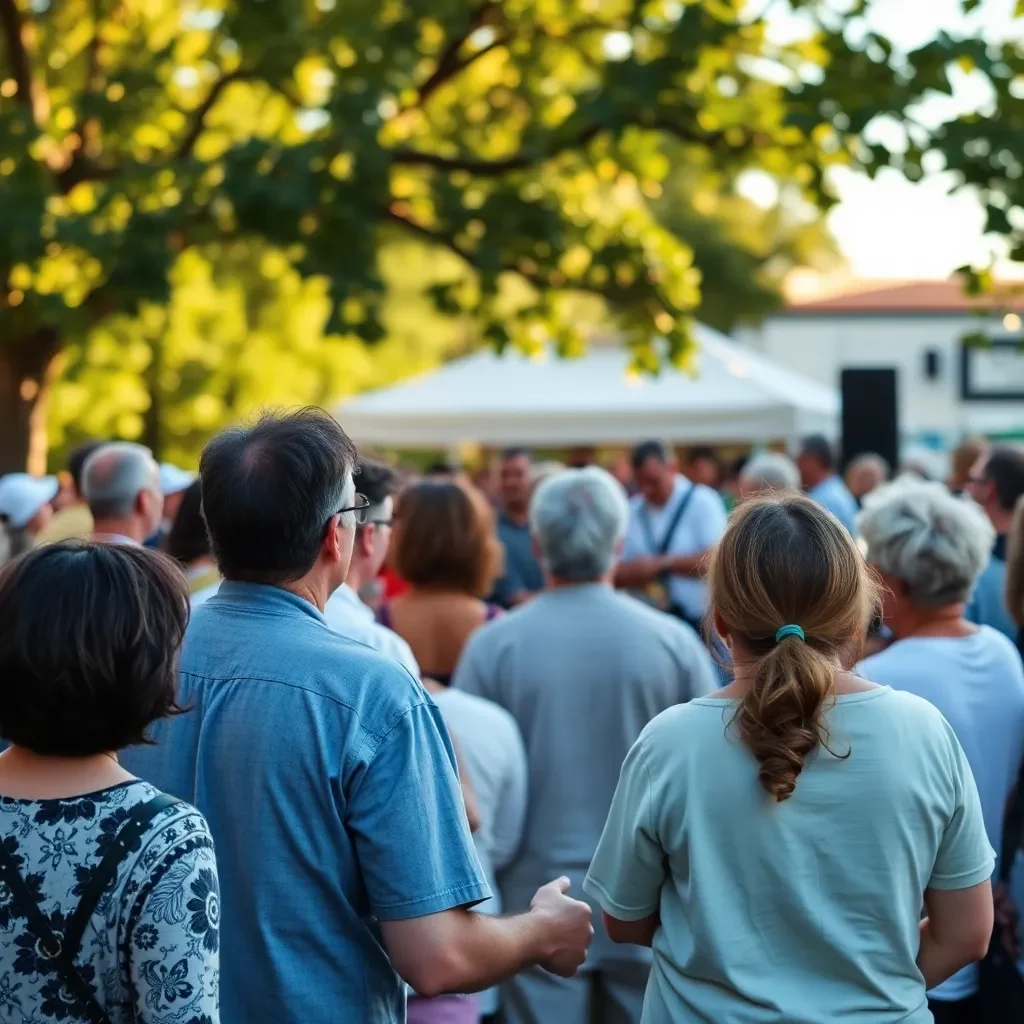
(2, 0), (1022, 470)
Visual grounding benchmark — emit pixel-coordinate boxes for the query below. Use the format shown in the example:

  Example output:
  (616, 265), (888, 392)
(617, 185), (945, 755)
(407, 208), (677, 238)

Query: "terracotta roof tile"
(785, 280), (1024, 315)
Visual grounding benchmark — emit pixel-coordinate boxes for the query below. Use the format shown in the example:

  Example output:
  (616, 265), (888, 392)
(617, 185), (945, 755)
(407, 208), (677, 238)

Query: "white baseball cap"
(158, 463), (194, 496)
(0, 473), (60, 530)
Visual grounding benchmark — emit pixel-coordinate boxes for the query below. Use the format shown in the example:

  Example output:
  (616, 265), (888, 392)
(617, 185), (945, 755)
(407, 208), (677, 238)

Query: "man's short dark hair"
(355, 459), (399, 512)
(688, 446), (717, 464)
(800, 434), (836, 472)
(0, 543), (188, 756)
(630, 440), (672, 472)
(983, 446), (1024, 511)
(200, 408), (358, 585)
(68, 440), (104, 495)
(166, 480), (209, 566)
(424, 460), (459, 479)
(501, 447), (532, 462)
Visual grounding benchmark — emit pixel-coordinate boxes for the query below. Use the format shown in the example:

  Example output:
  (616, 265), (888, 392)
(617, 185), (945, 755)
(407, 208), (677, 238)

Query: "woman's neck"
(893, 604), (974, 641)
(0, 746), (134, 800)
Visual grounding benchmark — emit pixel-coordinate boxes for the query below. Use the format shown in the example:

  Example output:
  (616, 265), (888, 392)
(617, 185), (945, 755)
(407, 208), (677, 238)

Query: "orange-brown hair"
(708, 494), (877, 802)
(391, 480), (503, 597)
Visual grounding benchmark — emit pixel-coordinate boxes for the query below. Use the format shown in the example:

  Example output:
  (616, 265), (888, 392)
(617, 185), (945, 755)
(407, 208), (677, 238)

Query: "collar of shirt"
(329, 583), (375, 624)
(91, 532), (141, 546)
(499, 510), (530, 532)
(215, 580), (327, 624)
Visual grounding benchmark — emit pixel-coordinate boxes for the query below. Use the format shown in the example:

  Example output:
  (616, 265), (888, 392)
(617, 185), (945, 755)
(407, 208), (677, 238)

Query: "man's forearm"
(661, 550), (709, 577)
(615, 561), (655, 587)
(423, 911), (549, 996)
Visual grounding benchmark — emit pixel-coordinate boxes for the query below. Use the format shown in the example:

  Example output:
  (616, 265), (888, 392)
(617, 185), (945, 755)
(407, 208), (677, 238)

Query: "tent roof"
(338, 324), (838, 447)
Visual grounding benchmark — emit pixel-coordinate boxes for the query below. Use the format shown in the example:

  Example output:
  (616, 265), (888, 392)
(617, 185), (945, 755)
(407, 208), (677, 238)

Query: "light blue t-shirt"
(585, 688), (994, 1024)
(807, 474), (859, 534)
(122, 582), (489, 1024)
(860, 627), (1024, 1001)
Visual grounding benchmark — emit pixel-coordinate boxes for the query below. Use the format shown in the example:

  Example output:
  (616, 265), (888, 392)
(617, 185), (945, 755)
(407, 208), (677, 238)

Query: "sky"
(752, 0), (1022, 280)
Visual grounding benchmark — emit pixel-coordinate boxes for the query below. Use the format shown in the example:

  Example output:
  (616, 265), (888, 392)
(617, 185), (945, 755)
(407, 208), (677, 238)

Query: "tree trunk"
(0, 330), (60, 475)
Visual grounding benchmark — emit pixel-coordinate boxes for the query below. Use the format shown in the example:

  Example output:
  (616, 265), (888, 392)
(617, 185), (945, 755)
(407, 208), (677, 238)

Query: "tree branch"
(416, 3), (497, 104)
(384, 206), (662, 311)
(385, 208), (479, 267)
(175, 69), (252, 160)
(390, 123), (605, 175)
(0, 0), (40, 118)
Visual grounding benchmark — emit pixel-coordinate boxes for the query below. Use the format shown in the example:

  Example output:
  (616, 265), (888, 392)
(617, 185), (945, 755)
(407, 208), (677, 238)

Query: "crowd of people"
(0, 416), (1023, 1024)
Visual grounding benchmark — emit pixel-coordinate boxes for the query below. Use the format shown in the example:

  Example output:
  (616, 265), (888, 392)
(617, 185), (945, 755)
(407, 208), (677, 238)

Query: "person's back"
(458, 586), (715, 907)
(860, 627), (1024, 867)
(123, 410), (594, 1024)
(586, 494), (996, 1024)
(427, 684), (529, 1020)
(457, 466), (717, 1024)
(0, 542), (219, 1024)
(126, 585), (462, 1021)
(593, 688), (988, 1022)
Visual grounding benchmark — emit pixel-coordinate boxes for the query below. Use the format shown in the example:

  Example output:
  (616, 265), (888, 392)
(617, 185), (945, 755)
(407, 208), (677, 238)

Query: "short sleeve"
(584, 738), (666, 921)
(928, 737), (996, 891)
(348, 702), (491, 920)
(692, 488), (727, 549)
(130, 830), (220, 1023)
(621, 503), (646, 560)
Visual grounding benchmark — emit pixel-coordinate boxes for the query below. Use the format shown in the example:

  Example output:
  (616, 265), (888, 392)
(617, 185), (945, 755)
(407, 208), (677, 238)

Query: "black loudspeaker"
(840, 368), (899, 471)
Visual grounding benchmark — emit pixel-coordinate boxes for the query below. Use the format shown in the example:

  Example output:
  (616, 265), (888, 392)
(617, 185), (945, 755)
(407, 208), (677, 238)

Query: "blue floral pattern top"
(0, 779), (219, 1023)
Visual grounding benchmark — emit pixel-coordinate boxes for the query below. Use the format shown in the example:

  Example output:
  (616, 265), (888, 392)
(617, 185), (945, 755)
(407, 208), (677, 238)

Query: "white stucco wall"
(736, 315), (1024, 443)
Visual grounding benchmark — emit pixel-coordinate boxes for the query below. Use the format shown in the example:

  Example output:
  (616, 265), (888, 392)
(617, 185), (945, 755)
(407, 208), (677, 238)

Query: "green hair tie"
(775, 624), (805, 643)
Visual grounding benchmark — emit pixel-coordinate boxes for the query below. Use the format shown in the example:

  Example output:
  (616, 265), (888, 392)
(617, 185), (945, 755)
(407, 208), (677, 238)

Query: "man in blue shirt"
(123, 409), (592, 1023)
(797, 434), (859, 534)
(965, 445), (1024, 643)
(491, 447), (545, 608)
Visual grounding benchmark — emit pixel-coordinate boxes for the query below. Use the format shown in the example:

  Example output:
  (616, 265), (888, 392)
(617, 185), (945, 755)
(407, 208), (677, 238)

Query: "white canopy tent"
(337, 324), (838, 448)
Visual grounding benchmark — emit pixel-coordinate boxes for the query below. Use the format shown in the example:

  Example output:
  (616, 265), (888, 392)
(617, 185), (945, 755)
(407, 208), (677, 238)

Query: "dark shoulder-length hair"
(391, 481), (503, 598)
(0, 542), (189, 756)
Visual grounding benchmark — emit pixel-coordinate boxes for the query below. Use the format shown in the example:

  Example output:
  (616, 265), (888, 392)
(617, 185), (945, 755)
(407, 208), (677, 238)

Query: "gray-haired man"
(82, 441), (164, 545)
(454, 466), (718, 1024)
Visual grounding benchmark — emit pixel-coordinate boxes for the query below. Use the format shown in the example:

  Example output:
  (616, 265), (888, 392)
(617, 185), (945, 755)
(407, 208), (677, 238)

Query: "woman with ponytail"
(584, 494), (996, 1023)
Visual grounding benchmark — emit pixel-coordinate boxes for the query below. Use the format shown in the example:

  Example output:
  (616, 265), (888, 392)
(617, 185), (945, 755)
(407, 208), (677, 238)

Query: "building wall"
(736, 314), (1024, 445)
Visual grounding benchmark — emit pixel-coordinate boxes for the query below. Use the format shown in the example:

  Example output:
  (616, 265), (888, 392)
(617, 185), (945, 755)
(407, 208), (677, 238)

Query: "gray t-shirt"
(453, 583), (718, 968)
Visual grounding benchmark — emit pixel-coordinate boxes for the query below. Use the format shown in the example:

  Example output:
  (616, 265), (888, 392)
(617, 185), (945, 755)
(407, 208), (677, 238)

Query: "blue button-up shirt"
(123, 582), (489, 1023)
(808, 475), (859, 535)
(967, 536), (1017, 643)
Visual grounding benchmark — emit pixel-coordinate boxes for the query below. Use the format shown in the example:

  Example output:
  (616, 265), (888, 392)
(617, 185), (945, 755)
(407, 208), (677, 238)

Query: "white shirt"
(322, 584), (420, 678)
(622, 475), (728, 619)
(860, 627), (1024, 1001)
(431, 686), (528, 1015)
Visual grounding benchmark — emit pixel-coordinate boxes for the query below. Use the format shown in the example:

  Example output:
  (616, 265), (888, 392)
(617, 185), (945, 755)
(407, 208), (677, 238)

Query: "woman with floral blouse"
(0, 542), (219, 1023)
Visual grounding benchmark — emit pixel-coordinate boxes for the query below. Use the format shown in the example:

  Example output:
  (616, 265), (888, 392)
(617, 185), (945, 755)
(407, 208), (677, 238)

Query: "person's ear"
(322, 514), (344, 564)
(359, 523), (377, 558)
(713, 611), (729, 646)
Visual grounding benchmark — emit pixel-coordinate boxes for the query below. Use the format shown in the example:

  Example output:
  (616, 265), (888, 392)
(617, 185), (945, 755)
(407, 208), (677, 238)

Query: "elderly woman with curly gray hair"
(858, 476), (1024, 1024)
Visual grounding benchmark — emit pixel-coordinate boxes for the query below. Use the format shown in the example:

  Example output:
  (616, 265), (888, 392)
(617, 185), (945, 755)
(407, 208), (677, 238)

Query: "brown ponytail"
(708, 495), (876, 802)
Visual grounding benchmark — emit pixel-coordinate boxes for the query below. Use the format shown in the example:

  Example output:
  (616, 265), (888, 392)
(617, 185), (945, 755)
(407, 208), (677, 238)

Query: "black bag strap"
(0, 792), (180, 1024)
(641, 482), (699, 557)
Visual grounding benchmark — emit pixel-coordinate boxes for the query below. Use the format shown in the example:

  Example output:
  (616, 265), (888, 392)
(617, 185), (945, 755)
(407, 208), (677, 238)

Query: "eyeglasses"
(333, 493), (370, 526)
(966, 475), (990, 488)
